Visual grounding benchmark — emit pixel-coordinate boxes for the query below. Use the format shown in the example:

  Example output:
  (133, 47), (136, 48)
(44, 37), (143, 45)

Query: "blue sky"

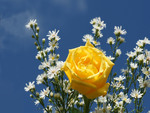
(0, 0), (150, 113)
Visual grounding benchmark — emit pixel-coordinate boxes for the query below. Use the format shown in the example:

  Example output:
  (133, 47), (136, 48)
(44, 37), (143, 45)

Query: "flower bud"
(50, 50), (53, 53)
(37, 56), (41, 60)
(49, 99), (52, 102)
(113, 73), (117, 76)
(30, 89), (35, 93)
(36, 92), (39, 97)
(54, 93), (60, 99)
(35, 23), (37, 28)
(56, 54), (60, 59)
(116, 49), (121, 57)
(30, 24), (33, 28)
(36, 26), (39, 33)
(118, 37), (125, 43)
(30, 94), (34, 98)
(54, 94), (57, 99)
(36, 46), (41, 51)
(32, 35), (35, 38)
(50, 92), (53, 97)
(57, 93), (60, 98)
(34, 42), (38, 46)
(42, 38), (45, 44)
(36, 33), (39, 38)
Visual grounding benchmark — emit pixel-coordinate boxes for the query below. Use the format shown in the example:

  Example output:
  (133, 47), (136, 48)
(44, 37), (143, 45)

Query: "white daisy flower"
(82, 34), (94, 43)
(49, 40), (59, 51)
(34, 100), (40, 105)
(130, 89), (143, 98)
(24, 81), (35, 92)
(56, 61), (64, 70)
(145, 50), (150, 61)
(107, 37), (115, 45)
(136, 54), (145, 62)
(48, 53), (57, 63)
(47, 29), (60, 41)
(121, 69), (128, 75)
(121, 94), (131, 103)
(40, 87), (50, 99)
(126, 51), (136, 58)
(143, 37), (150, 44)
(134, 46), (143, 53)
(130, 62), (138, 69)
(92, 40), (100, 46)
(114, 75), (126, 82)
(98, 96), (107, 103)
(138, 76), (150, 88)
(38, 59), (50, 70)
(25, 19), (37, 29)
(107, 55), (115, 61)
(136, 40), (144, 47)
(142, 67), (150, 78)
(47, 66), (59, 79)
(36, 73), (47, 84)
(114, 26), (127, 36)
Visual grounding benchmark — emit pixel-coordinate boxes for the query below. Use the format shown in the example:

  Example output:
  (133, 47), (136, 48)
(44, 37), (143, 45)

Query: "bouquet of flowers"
(24, 17), (150, 113)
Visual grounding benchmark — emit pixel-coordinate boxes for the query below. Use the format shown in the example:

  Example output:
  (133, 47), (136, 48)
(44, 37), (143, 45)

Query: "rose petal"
(70, 79), (96, 95)
(85, 39), (94, 47)
(85, 83), (110, 99)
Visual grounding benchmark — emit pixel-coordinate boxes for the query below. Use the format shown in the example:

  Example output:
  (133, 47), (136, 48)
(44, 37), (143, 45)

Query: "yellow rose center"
(74, 48), (99, 78)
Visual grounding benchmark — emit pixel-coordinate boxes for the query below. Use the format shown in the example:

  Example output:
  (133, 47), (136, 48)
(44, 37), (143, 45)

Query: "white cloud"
(0, 11), (37, 52)
(1, 11), (36, 39)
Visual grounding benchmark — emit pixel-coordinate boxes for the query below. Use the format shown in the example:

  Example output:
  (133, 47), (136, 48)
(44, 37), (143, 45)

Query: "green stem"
(83, 96), (91, 113)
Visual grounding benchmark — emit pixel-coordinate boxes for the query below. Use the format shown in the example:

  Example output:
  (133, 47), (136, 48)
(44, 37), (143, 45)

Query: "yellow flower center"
(52, 56), (55, 60)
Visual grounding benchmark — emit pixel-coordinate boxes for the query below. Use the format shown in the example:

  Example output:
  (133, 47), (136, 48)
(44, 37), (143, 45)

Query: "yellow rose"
(63, 40), (114, 99)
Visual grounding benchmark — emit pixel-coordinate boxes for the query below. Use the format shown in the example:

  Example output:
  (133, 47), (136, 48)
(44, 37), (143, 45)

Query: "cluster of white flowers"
(142, 67), (150, 78)
(82, 17), (106, 46)
(47, 29), (60, 51)
(93, 91), (132, 113)
(38, 60), (64, 80)
(25, 18), (150, 113)
(92, 103), (111, 113)
(138, 76), (150, 88)
(111, 80), (125, 90)
(90, 17), (106, 38)
(106, 26), (126, 62)
(43, 105), (52, 113)
(136, 37), (150, 47)
(82, 34), (100, 46)
(126, 38), (150, 59)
